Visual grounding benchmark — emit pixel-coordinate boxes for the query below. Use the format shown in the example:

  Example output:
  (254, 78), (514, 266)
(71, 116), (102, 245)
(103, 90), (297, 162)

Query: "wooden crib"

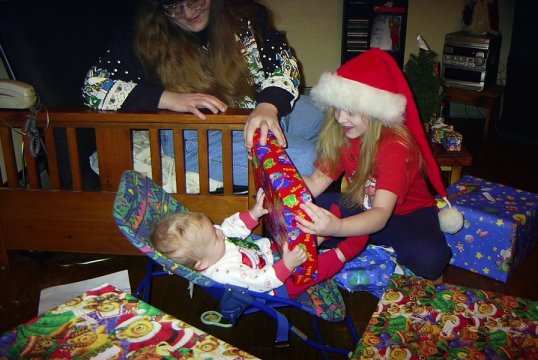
(0, 108), (256, 267)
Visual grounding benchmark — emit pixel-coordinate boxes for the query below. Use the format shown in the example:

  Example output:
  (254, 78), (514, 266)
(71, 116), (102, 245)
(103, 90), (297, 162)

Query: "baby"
(151, 189), (349, 298)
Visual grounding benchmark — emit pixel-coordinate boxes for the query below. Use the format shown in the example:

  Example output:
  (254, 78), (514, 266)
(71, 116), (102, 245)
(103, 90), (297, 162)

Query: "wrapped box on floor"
(352, 275), (538, 359)
(442, 175), (538, 282)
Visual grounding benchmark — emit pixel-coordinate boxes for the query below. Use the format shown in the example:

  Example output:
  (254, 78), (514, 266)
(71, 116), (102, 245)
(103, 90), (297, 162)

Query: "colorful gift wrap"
(334, 245), (397, 298)
(441, 175), (538, 282)
(0, 284), (258, 359)
(352, 274), (538, 359)
(334, 245), (417, 298)
(430, 123), (454, 144)
(252, 130), (318, 285)
(441, 130), (463, 152)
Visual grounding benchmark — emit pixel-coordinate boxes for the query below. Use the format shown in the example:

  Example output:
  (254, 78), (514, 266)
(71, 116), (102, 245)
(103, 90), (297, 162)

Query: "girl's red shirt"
(316, 131), (435, 215)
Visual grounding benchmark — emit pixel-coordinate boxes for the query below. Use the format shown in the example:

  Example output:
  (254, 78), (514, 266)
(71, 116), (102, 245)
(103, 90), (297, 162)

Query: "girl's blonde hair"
(316, 108), (420, 207)
(151, 212), (212, 269)
(135, 0), (256, 106)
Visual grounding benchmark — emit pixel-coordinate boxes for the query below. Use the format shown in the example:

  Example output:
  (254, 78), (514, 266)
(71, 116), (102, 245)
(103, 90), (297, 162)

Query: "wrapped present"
(441, 175), (538, 282)
(252, 130), (318, 285)
(441, 130), (463, 152)
(431, 125), (453, 144)
(334, 245), (417, 298)
(429, 117), (454, 144)
(352, 275), (538, 359)
(333, 245), (397, 298)
(0, 284), (258, 359)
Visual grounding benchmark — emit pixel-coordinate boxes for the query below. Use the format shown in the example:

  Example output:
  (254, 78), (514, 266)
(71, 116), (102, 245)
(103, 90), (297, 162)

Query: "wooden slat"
(247, 161), (262, 234)
(174, 129), (186, 194)
(174, 194), (248, 224)
(23, 133), (40, 189)
(0, 219), (7, 268)
(198, 128), (209, 194)
(33, 109), (250, 127)
(0, 190), (138, 255)
(3, 109), (249, 128)
(66, 127), (82, 191)
(0, 127), (18, 187)
(0, 108), (255, 266)
(44, 127), (60, 189)
(0, 189), (248, 255)
(95, 128), (133, 191)
(149, 129), (162, 185)
(248, 160), (256, 210)
(222, 129), (233, 194)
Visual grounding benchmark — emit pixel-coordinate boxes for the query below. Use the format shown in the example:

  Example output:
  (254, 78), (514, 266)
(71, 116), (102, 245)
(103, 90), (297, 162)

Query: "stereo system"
(441, 31), (500, 91)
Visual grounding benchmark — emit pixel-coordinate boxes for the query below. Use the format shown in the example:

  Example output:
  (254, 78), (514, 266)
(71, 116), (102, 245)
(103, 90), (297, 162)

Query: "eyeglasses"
(162, 0), (205, 18)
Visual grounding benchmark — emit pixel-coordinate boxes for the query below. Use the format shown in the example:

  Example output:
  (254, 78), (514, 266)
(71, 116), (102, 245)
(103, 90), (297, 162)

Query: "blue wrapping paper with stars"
(441, 175), (538, 282)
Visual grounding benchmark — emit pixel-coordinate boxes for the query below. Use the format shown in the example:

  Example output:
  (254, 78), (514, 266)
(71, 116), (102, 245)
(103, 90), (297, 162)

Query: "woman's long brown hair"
(135, 0), (256, 106)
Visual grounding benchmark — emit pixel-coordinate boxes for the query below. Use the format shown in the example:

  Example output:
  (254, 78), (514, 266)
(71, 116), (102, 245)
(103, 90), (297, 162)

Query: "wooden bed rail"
(0, 108), (256, 266)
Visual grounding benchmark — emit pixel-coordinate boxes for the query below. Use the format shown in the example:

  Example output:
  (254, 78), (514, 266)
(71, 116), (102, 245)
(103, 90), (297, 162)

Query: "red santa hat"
(311, 48), (463, 233)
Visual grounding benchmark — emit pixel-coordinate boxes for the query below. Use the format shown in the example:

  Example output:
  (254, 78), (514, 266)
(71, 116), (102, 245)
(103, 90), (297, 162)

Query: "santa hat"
(311, 48), (462, 233)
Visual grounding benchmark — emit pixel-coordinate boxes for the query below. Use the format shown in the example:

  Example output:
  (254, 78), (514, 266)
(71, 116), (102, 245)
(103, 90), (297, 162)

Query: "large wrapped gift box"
(443, 175), (538, 282)
(252, 131), (318, 284)
(352, 275), (538, 359)
(0, 284), (258, 359)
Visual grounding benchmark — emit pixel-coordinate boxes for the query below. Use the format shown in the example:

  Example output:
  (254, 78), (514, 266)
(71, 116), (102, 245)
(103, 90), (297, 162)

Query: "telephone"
(0, 80), (37, 109)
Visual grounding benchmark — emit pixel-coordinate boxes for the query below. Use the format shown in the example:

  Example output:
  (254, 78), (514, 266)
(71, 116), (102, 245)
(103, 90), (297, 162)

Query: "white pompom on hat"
(311, 48), (463, 234)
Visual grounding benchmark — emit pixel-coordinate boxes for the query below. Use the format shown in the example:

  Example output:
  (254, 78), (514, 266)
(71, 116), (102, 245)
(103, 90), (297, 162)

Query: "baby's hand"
(282, 242), (308, 271)
(249, 188), (269, 219)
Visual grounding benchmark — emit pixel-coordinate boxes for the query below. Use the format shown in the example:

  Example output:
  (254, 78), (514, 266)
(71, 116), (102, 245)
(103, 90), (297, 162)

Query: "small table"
(352, 275), (538, 359)
(432, 143), (473, 184)
(444, 84), (504, 143)
(0, 283), (258, 359)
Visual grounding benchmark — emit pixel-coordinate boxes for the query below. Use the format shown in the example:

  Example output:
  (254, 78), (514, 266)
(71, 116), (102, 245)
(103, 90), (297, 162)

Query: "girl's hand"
(295, 202), (342, 237)
(281, 242), (308, 271)
(244, 102), (286, 153)
(158, 91), (227, 120)
(249, 188), (269, 220)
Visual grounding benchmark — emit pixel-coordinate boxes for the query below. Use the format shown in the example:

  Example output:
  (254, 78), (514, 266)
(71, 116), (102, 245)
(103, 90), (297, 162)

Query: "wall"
(404, 0), (465, 61)
(268, 0), (513, 88)
(263, 0), (343, 88)
(405, 0), (514, 85)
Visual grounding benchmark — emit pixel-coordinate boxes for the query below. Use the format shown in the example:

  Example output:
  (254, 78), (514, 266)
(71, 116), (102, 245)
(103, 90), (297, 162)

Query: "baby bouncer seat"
(113, 170), (358, 356)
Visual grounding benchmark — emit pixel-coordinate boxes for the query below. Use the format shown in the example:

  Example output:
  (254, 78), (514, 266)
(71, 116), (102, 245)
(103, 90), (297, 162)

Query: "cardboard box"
(443, 176), (538, 282)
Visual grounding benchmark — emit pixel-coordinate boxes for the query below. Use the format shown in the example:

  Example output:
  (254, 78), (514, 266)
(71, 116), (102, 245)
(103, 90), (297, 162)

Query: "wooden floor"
(1, 123), (537, 359)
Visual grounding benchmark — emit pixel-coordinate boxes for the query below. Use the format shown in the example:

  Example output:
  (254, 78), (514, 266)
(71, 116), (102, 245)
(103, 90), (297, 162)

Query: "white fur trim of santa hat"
(310, 72), (407, 126)
(438, 198), (464, 234)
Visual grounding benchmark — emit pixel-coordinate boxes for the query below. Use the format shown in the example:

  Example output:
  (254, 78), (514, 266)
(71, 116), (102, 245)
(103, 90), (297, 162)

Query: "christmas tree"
(404, 49), (442, 124)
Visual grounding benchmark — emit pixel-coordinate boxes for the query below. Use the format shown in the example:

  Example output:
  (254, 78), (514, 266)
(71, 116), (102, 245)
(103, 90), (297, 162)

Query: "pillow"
(252, 130), (318, 284)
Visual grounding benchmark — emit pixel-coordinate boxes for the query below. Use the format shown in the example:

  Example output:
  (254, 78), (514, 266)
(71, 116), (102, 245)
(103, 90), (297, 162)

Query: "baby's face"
(196, 217), (226, 270)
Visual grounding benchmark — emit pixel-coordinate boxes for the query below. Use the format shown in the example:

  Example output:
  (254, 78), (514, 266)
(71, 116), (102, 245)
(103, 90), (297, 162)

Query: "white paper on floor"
(38, 270), (131, 315)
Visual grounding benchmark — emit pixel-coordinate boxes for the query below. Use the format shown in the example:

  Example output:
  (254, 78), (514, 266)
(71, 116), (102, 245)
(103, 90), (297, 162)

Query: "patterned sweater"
(202, 212), (291, 293)
(82, 16), (301, 116)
